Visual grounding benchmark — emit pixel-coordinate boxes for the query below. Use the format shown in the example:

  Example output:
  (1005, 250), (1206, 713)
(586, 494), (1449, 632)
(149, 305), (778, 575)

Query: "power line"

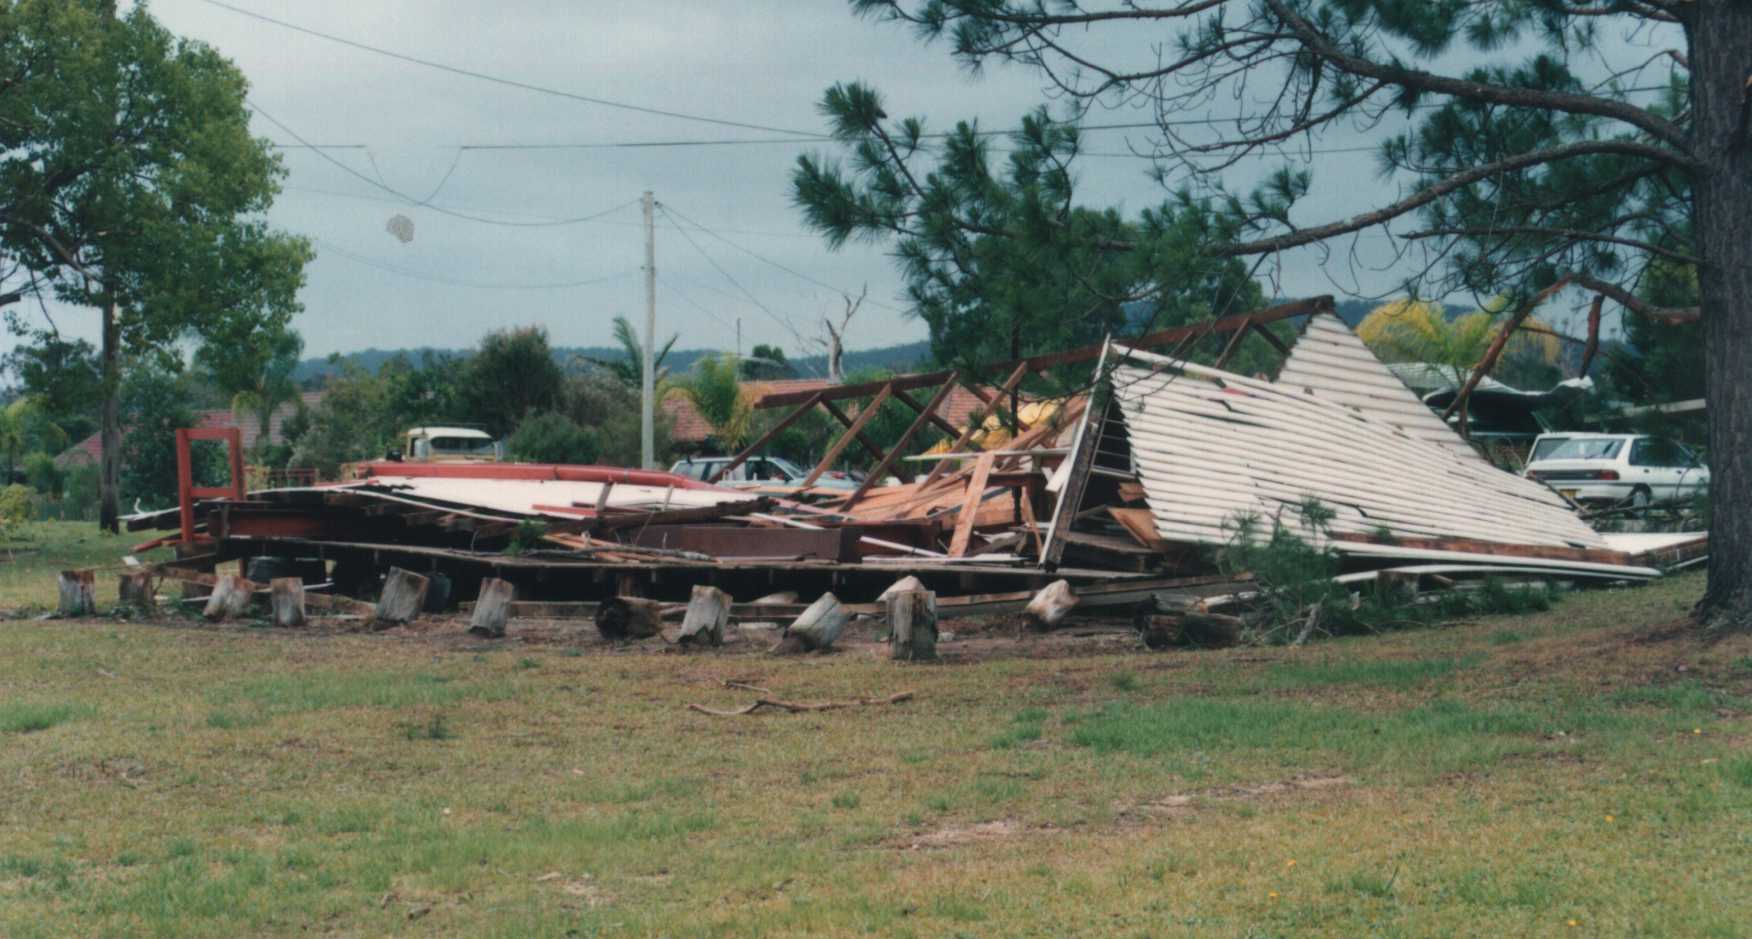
(655, 206), (821, 374)
(314, 238), (637, 290)
(252, 99), (641, 227)
(197, 0), (817, 137)
(655, 273), (739, 336)
(660, 201), (910, 316)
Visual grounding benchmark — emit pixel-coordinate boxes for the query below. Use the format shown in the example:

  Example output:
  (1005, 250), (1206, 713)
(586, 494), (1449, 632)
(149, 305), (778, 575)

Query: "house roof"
(54, 390), (324, 467)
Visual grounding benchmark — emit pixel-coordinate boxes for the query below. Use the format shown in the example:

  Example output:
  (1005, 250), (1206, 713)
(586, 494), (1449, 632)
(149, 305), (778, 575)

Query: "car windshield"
(430, 436), (495, 455)
(1542, 438), (1624, 461)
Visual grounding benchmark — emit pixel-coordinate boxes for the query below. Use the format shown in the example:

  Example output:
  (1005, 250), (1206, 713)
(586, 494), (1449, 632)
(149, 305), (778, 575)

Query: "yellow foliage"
(1359, 297), (1562, 367)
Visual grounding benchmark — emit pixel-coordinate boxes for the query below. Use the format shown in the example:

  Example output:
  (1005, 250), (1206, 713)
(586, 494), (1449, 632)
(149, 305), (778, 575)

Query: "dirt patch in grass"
(1123, 774), (1353, 820)
(895, 818), (1062, 850)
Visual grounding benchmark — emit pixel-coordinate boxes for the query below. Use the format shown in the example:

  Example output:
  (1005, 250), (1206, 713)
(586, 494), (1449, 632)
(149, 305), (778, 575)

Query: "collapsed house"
(123, 298), (1698, 631)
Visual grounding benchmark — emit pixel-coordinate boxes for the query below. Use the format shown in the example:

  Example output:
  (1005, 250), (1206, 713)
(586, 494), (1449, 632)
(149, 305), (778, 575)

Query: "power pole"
(736, 318), (742, 358)
(641, 191), (656, 469)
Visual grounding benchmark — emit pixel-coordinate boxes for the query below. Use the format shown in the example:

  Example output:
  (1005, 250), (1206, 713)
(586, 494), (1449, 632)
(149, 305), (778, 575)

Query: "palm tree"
(231, 353), (304, 464)
(666, 353), (752, 450)
(607, 315), (679, 389)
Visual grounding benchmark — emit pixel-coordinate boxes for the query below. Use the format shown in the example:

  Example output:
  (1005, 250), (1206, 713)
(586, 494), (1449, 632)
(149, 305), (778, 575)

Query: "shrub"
(0, 484), (33, 535)
(508, 412), (600, 465)
(22, 452), (62, 495)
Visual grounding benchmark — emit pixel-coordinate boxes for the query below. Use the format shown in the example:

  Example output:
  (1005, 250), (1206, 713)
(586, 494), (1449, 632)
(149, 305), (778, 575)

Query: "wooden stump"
(677, 585), (731, 647)
(777, 592), (847, 654)
(469, 578), (516, 638)
(878, 575), (927, 602)
(57, 570), (96, 617)
(595, 596), (665, 640)
(1022, 580), (1078, 632)
(270, 578), (307, 628)
(887, 589), (938, 661)
(117, 571), (155, 614)
(203, 574), (254, 621)
(374, 568), (430, 626)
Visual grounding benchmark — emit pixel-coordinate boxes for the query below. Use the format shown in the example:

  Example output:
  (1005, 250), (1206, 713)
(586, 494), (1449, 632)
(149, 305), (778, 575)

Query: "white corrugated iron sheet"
(1105, 342), (1610, 551)
(1273, 315), (1481, 460)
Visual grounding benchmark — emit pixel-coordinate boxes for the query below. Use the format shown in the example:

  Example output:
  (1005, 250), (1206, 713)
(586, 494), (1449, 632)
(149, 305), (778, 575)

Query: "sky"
(16, 1), (1679, 363)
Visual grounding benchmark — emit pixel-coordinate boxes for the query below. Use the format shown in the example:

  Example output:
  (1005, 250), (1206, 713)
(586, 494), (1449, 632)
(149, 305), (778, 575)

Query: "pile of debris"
(115, 297), (1698, 644)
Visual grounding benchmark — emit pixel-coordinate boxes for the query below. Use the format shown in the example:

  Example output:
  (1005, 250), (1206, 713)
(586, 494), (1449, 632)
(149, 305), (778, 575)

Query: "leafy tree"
(1359, 298), (1563, 391)
(668, 354), (751, 451)
(288, 364), (395, 479)
(0, 397), (63, 483)
(379, 350), (465, 431)
(741, 344), (796, 380)
(1609, 260), (1703, 405)
(22, 450), (62, 495)
(197, 326), (304, 463)
(508, 412), (600, 465)
(816, 1), (1752, 630)
(2, 337), (101, 443)
(0, 0), (311, 530)
(460, 327), (563, 438)
(559, 371), (669, 467)
(118, 362), (220, 511)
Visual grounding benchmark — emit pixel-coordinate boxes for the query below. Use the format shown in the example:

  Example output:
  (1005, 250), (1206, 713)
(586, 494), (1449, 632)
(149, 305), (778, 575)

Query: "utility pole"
(736, 318), (742, 358)
(641, 190), (656, 469)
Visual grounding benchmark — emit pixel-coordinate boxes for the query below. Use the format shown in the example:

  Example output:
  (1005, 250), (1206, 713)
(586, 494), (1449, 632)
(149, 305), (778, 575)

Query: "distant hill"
(293, 339), (935, 385)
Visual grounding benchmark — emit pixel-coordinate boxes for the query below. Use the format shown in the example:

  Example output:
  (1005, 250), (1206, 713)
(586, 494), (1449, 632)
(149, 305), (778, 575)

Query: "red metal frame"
(176, 426), (245, 545)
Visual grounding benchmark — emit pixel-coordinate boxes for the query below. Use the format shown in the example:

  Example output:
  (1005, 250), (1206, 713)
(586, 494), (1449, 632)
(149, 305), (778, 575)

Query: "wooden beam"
(1041, 395), (1107, 569)
(923, 362), (1032, 487)
(889, 386), (965, 440)
(1212, 318), (1254, 369)
(707, 392), (821, 484)
(804, 384), (894, 488)
(1249, 320), (1292, 357)
(841, 371), (961, 509)
(755, 296), (1336, 409)
(947, 452), (996, 557)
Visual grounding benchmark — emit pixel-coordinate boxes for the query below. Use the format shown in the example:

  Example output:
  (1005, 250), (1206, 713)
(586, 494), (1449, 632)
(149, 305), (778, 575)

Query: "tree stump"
(677, 585), (731, 647)
(374, 568), (430, 626)
(203, 574), (254, 621)
(777, 592), (848, 654)
(270, 577), (306, 628)
(887, 589), (938, 661)
(595, 596), (665, 640)
(469, 578), (516, 638)
(117, 571), (155, 614)
(1022, 580), (1078, 632)
(57, 570), (96, 617)
(878, 575), (927, 602)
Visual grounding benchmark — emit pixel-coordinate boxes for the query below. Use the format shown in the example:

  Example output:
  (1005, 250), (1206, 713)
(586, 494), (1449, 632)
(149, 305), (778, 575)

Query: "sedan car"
(669, 455), (865, 490)
(1524, 433), (1708, 507)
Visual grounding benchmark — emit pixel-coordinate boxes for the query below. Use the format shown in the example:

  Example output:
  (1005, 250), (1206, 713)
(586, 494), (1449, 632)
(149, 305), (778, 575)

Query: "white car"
(669, 455), (864, 490)
(1524, 433), (1708, 507)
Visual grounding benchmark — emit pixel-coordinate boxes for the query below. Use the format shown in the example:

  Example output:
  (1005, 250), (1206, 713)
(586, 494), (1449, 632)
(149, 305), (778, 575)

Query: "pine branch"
(1402, 225), (1700, 265)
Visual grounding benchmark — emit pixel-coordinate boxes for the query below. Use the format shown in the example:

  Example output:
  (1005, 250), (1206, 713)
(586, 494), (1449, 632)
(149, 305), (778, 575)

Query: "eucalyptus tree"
(798, 0), (1747, 628)
(1, 0), (310, 530)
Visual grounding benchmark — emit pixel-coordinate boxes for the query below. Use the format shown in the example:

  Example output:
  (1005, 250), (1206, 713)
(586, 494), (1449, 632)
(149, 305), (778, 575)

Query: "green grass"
(0, 527), (1746, 937)
(0, 701), (91, 733)
(0, 521), (172, 610)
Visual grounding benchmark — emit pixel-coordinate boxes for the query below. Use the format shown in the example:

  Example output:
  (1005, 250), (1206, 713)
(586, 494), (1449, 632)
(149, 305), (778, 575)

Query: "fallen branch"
(687, 691), (914, 716)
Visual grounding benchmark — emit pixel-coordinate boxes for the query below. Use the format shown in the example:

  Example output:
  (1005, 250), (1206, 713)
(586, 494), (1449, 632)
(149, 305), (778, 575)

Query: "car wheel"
(1628, 486), (1652, 509)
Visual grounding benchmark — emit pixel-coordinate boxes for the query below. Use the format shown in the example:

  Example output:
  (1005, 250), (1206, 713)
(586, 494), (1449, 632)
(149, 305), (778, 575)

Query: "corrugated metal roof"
(1105, 342), (1608, 551)
(1274, 316), (1480, 460)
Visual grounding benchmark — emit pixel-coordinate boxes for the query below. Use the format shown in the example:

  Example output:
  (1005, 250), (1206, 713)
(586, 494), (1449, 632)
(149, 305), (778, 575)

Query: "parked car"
(393, 426), (503, 463)
(669, 455), (864, 490)
(1523, 433), (1708, 507)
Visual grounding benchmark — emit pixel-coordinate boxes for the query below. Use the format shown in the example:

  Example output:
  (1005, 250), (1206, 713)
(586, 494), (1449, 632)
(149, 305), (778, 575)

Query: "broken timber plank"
(947, 452), (997, 557)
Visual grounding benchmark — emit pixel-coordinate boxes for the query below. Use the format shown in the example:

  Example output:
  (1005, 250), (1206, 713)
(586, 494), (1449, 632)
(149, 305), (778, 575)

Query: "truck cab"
(398, 426), (503, 463)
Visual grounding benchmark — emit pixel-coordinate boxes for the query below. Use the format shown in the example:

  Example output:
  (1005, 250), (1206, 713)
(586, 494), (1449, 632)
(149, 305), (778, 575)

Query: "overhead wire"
(313, 238), (636, 290)
(655, 205), (823, 374)
(197, 0), (817, 137)
(659, 201), (909, 316)
(252, 99), (641, 227)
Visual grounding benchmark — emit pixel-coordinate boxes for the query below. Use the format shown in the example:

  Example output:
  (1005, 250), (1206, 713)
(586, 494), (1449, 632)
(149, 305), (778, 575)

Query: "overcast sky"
(19, 1), (1674, 362)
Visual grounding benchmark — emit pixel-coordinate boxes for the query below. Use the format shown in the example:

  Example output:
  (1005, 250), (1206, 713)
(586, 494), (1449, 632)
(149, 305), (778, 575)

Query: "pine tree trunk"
(1689, 5), (1752, 630)
(98, 301), (121, 533)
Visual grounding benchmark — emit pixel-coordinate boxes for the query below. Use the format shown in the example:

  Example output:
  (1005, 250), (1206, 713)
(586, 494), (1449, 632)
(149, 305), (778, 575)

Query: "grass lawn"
(1, 522), (1749, 936)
